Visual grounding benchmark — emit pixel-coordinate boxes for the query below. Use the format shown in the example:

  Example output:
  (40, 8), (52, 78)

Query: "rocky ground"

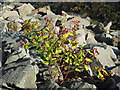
(0, 2), (120, 90)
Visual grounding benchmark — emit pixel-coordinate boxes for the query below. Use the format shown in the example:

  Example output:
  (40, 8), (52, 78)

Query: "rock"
(0, 17), (4, 21)
(69, 81), (96, 89)
(2, 63), (39, 89)
(7, 16), (20, 22)
(92, 22), (105, 34)
(86, 32), (97, 44)
(62, 11), (73, 19)
(5, 47), (30, 64)
(17, 3), (35, 17)
(7, 21), (22, 31)
(93, 46), (116, 68)
(77, 29), (87, 45)
(104, 21), (112, 34)
(106, 46), (118, 63)
(22, 16), (32, 21)
(110, 31), (120, 37)
(79, 18), (90, 27)
(2, 4), (14, 10)
(0, 20), (8, 33)
(47, 10), (55, 15)
(37, 80), (68, 90)
(2, 10), (19, 19)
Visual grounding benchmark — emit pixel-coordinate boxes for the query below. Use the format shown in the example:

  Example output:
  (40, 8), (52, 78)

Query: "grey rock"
(2, 10), (19, 19)
(2, 4), (14, 11)
(110, 31), (120, 37)
(37, 80), (68, 90)
(69, 81), (96, 89)
(17, 3), (35, 17)
(79, 18), (90, 26)
(22, 16), (32, 21)
(86, 32), (97, 44)
(106, 45), (118, 63)
(0, 17), (4, 21)
(5, 47), (30, 64)
(0, 20), (8, 33)
(47, 10), (55, 15)
(2, 63), (39, 89)
(104, 21), (112, 34)
(93, 46), (116, 68)
(7, 16), (19, 22)
(7, 21), (22, 31)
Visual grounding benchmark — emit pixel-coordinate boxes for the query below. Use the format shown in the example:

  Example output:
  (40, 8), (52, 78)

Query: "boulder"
(86, 32), (97, 44)
(2, 63), (39, 89)
(79, 18), (90, 27)
(5, 47), (30, 64)
(69, 81), (96, 89)
(2, 10), (19, 19)
(7, 21), (22, 31)
(0, 20), (8, 33)
(37, 80), (68, 90)
(17, 3), (35, 17)
(2, 4), (14, 10)
(93, 46), (116, 68)
(104, 21), (112, 34)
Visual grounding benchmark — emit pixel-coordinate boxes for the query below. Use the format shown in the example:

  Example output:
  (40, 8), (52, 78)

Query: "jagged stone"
(2, 10), (19, 19)
(69, 81), (96, 89)
(2, 63), (39, 89)
(5, 47), (30, 64)
(17, 3), (35, 17)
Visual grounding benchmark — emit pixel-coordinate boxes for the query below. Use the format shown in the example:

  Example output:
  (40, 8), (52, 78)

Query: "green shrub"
(21, 17), (111, 85)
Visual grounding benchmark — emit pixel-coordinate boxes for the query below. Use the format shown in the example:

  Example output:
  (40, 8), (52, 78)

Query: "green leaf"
(62, 33), (69, 39)
(30, 37), (34, 40)
(50, 60), (57, 65)
(65, 57), (69, 63)
(68, 32), (73, 36)
(38, 38), (42, 41)
(47, 24), (52, 28)
(53, 68), (58, 73)
(85, 58), (92, 62)
(75, 68), (81, 72)
(75, 31), (78, 35)
(84, 65), (89, 71)
(72, 46), (76, 49)
(25, 45), (28, 49)
(42, 35), (49, 39)
(43, 61), (49, 65)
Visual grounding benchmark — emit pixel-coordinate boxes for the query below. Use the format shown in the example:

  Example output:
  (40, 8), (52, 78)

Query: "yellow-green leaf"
(75, 68), (81, 72)
(62, 33), (69, 39)
(84, 65), (89, 71)
(43, 61), (49, 65)
(53, 68), (58, 73)
(85, 58), (92, 62)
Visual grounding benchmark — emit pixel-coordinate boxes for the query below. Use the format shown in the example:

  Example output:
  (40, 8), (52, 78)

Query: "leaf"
(53, 68), (58, 73)
(75, 68), (81, 72)
(45, 42), (49, 47)
(38, 38), (42, 41)
(68, 32), (73, 36)
(30, 37), (34, 40)
(72, 46), (76, 49)
(47, 24), (52, 28)
(42, 35), (49, 39)
(43, 61), (49, 65)
(85, 58), (92, 62)
(65, 57), (69, 63)
(25, 45), (28, 49)
(55, 49), (62, 54)
(62, 33), (69, 39)
(84, 65), (89, 71)
(50, 60), (57, 65)
(75, 31), (78, 35)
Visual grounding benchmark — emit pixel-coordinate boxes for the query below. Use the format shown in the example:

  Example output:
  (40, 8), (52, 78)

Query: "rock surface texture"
(0, 2), (120, 90)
